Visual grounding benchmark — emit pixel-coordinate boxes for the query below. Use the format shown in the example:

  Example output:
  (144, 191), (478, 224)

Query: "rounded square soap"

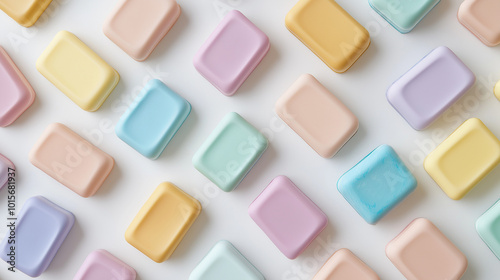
(424, 118), (500, 200)
(0, 0), (52, 27)
(115, 79), (191, 159)
(313, 248), (379, 280)
(248, 175), (328, 259)
(386, 218), (468, 280)
(458, 0), (500, 47)
(74, 249), (136, 280)
(193, 10), (270, 96)
(476, 199), (500, 260)
(285, 0), (370, 73)
(276, 74), (358, 158)
(103, 0), (181, 61)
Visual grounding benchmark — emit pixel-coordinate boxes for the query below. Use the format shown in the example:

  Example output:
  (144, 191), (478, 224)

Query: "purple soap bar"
(0, 153), (15, 190)
(74, 249), (136, 280)
(387, 46), (475, 130)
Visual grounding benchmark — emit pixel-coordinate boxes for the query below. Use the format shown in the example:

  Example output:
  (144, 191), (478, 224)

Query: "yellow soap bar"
(424, 118), (500, 200)
(0, 0), (52, 27)
(125, 182), (201, 262)
(285, 0), (370, 73)
(495, 80), (500, 101)
(36, 31), (119, 111)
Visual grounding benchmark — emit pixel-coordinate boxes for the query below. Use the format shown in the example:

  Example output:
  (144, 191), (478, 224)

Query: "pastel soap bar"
(74, 249), (136, 280)
(286, 0), (370, 73)
(125, 182), (201, 262)
(248, 176), (327, 259)
(0, 0), (52, 27)
(0, 47), (35, 127)
(190, 240), (265, 280)
(103, 0), (181, 61)
(476, 199), (500, 260)
(0, 196), (74, 277)
(276, 74), (358, 158)
(116, 79), (191, 159)
(193, 112), (268, 192)
(387, 46), (475, 130)
(368, 0), (440, 33)
(37, 31), (120, 111)
(338, 145), (417, 224)
(458, 0), (500, 47)
(29, 123), (114, 197)
(386, 218), (467, 280)
(193, 10), (269, 96)
(313, 249), (379, 280)
(495, 80), (500, 101)
(0, 153), (15, 190)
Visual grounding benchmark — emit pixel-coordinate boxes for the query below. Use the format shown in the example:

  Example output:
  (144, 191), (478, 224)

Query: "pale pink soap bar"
(29, 123), (114, 197)
(103, 0), (181, 61)
(276, 74), (358, 158)
(248, 175), (328, 259)
(74, 249), (136, 280)
(458, 0), (500, 47)
(193, 10), (270, 96)
(313, 248), (379, 280)
(0, 47), (35, 127)
(386, 218), (468, 280)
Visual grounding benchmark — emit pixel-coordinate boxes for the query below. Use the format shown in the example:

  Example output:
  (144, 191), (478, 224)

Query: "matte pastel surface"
(248, 175), (327, 259)
(458, 0), (500, 47)
(424, 118), (500, 200)
(74, 249), (136, 280)
(103, 0), (181, 61)
(368, 0), (440, 33)
(312, 248), (379, 280)
(193, 10), (269, 96)
(192, 112), (268, 192)
(338, 145), (416, 224)
(476, 200), (500, 260)
(0, 46), (35, 127)
(29, 123), (115, 197)
(115, 79), (191, 159)
(125, 182), (201, 262)
(36, 30), (120, 111)
(276, 74), (358, 158)
(285, 0), (370, 73)
(0, 0), (52, 27)
(0, 153), (14, 190)
(387, 46), (475, 130)
(386, 218), (467, 280)
(189, 240), (265, 280)
(0, 196), (74, 277)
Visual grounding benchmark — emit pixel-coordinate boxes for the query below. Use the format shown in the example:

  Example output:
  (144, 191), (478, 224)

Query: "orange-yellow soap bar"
(285, 0), (370, 73)
(125, 182), (201, 262)
(0, 0), (52, 27)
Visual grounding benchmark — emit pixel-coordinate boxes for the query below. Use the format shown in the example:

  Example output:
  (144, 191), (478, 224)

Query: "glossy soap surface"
(424, 118), (500, 200)
(312, 248), (379, 280)
(0, 0), (52, 27)
(458, 0), (500, 46)
(73, 249), (136, 280)
(476, 200), (500, 260)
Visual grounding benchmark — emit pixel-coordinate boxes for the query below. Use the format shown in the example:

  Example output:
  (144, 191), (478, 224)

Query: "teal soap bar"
(193, 112), (268, 192)
(368, 0), (440, 33)
(476, 199), (500, 260)
(337, 145), (417, 224)
(115, 79), (191, 159)
(189, 240), (265, 280)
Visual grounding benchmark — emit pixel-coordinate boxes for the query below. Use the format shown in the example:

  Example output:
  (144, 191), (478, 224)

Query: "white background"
(1, 0), (500, 279)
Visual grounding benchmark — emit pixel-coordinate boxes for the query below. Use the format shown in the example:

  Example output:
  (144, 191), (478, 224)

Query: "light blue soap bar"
(193, 112), (268, 192)
(476, 199), (500, 260)
(0, 196), (74, 277)
(190, 240), (265, 280)
(115, 79), (191, 159)
(337, 145), (417, 224)
(368, 0), (440, 33)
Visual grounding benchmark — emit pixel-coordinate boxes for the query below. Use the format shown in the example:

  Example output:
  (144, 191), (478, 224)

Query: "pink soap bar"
(458, 0), (500, 47)
(74, 249), (136, 280)
(313, 248), (379, 280)
(0, 153), (15, 190)
(193, 10), (270, 96)
(248, 175), (327, 259)
(0, 47), (35, 127)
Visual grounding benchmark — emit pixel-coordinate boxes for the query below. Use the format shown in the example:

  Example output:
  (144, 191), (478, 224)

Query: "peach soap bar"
(126, 182), (201, 262)
(0, 0), (52, 27)
(313, 249), (379, 280)
(29, 123), (114, 197)
(286, 0), (370, 73)
(458, 0), (500, 47)
(276, 74), (358, 158)
(37, 31), (119, 111)
(103, 0), (181, 61)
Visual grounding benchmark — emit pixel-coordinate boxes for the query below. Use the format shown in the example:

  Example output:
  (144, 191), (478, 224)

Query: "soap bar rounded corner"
(494, 80), (500, 101)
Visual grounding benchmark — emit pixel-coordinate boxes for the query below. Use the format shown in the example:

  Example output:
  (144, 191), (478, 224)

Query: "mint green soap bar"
(368, 0), (440, 33)
(189, 240), (265, 280)
(193, 112), (267, 192)
(476, 199), (500, 260)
